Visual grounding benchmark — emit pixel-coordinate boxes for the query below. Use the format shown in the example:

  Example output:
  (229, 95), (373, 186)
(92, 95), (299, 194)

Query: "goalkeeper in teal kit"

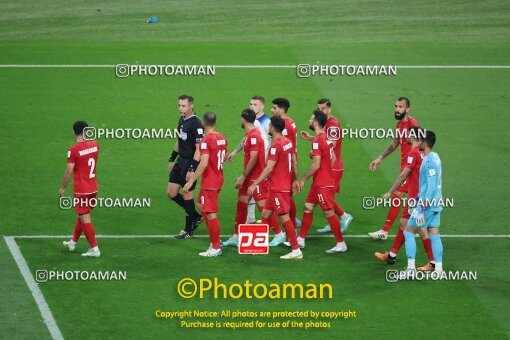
(404, 130), (444, 273)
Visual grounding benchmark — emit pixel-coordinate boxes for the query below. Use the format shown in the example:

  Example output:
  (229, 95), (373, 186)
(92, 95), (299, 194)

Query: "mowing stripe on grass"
(3, 236), (64, 340)
(0, 64), (509, 69)
(9, 234), (510, 239)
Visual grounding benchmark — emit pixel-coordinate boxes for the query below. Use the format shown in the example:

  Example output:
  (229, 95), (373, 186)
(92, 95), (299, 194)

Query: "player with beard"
(368, 97), (420, 240)
(301, 98), (353, 234)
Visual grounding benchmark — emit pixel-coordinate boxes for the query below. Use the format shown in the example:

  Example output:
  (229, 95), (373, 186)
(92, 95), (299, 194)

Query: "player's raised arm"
(59, 162), (75, 196)
(370, 137), (399, 171)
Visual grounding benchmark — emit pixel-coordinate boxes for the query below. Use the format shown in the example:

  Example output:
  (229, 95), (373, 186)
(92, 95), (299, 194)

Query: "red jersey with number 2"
(267, 136), (294, 192)
(199, 132), (228, 190)
(67, 141), (99, 195)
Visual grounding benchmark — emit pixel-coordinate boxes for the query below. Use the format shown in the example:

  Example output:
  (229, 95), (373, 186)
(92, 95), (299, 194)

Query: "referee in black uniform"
(167, 94), (204, 239)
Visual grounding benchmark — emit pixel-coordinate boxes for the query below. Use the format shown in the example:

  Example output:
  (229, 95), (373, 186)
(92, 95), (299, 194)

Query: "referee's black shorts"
(169, 161), (197, 191)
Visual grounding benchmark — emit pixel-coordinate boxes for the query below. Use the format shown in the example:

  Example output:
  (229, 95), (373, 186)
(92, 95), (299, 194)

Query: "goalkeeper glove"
(410, 205), (425, 227)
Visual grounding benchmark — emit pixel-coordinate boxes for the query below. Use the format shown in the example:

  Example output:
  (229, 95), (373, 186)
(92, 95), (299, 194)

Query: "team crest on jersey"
(181, 131), (187, 141)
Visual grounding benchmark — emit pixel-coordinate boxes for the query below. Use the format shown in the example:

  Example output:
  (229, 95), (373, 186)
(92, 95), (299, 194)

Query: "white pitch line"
(9, 234), (510, 239)
(0, 64), (509, 69)
(3, 237), (64, 340)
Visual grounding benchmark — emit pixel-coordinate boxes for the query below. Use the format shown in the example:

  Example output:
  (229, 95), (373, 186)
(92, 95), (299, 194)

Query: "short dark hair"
(270, 116), (285, 134)
(397, 97), (410, 108)
(178, 94), (194, 103)
(203, 111), (216, 126)
(423, 130), (436, 148)
(317, 98), (331, 107)
(251, 95), (265, 104)
(73, 121), (88, 135)
(241, 109), (256, 123)
(312, 109), (328, 128)
(272, 98), (290, 112)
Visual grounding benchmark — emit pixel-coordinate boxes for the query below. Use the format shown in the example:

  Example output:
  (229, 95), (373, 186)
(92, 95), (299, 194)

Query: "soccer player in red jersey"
(60, 121), (101, 257)
(270, 98), (301, 228)
(375, 127), (435, 269)
(301, 99), (353, 234)
(248, 116), (301, 259)
(293, 110), (347, 253)
(368, 97), (420, 240)
(184, 112), (228, 257)
(223, 109), (283, 247)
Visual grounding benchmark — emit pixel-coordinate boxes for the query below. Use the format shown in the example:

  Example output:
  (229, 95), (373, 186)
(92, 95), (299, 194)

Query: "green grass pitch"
(0, 1), (509, 339)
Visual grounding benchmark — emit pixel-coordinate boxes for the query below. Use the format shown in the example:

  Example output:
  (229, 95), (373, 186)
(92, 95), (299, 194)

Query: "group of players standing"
(166, 95), (352, 259)
(60, 94), (444, 273)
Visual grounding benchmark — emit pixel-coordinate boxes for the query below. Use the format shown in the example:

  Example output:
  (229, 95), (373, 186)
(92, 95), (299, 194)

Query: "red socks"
(382, 195), (402, 232)
(206, 217), (221, 250)
(333, 201), (345, 217)
(422, 238), (435, 262)
(327, 215), (344, 242)
(289, 199), (297, 225)
(262, 216), (282, 235)
(391, 229), (405, 254)
(282, 219), (298, 250)
(298, 211), (314, 239)
(82, 222), (97, 248)
(234, 201), (249, 234)
(72, 218), (83, 243)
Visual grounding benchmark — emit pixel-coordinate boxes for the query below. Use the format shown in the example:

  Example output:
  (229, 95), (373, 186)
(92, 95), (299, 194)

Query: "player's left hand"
(247, 185), (255, 196)
(411, 206), (425, 226)
(183, 181), (193, 193)
(235, 176), (245, 189)
(58, 187), (65, 197)
(300, 131), (312, 140)
(293, 180), (301, 194)
(185, 171), (194, 181)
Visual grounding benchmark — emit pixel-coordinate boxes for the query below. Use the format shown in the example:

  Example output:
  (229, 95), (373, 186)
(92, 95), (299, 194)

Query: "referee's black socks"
(183, 199), (199, 232)
(171, 193), (185, 209)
